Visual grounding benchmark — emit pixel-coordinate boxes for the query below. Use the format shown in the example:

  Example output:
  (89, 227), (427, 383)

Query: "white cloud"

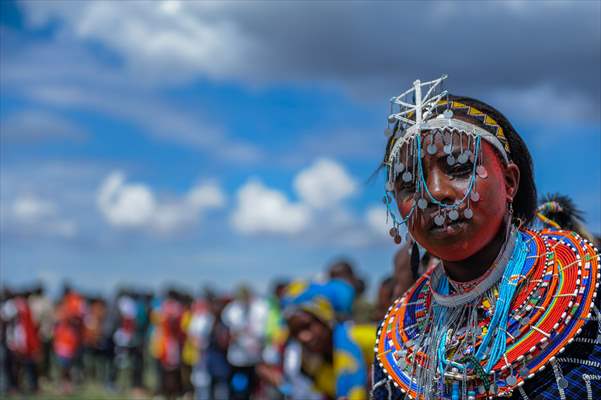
(97, 172), (156, 227)
(230, 158), (356, 235)
(230, 179), (310, 235)
(21, 0), (258, 83)
(9, 194), (77, 238)
(12, 194), (56, 221)
(365, 205), (391, 238)
(294, 158), (357, 209)
(17, 0), (600, 121)
(97, 171), (225, 233)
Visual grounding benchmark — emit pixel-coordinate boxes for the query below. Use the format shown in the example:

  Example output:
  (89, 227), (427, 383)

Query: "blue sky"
(1, 0), (599, 297)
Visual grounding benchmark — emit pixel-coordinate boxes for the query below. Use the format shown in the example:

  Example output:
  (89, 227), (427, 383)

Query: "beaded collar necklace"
(375, 229), (600, 399)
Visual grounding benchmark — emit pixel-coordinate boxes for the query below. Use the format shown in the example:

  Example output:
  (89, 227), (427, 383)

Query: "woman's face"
(287, 310), (331, 354)
(394, 133), (519, 261)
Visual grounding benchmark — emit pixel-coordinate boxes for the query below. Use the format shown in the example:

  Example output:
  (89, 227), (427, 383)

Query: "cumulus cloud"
(230, 179), (311, 235)
(231, 158), (361, 236)
(97, 171), (225, 233)
(18, 0), (600, 121)
(7, 194), (77, 238)
(294, 158), (357, 209)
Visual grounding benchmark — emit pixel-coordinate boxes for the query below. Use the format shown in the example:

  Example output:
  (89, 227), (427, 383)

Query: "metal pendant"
(444, 144), (453, 154)
(464, 208), (473, 219)
(448, 209), (459, 220)
(434, 214), (445, 226)
(447, 155), (456, 166)
(443, 109), (453, 119)
(402, 171), (412, 182)
(470, 191), (480, 202)
(476, 165), (488, 179)
(558, 378), (569, 389)
(417, 198), (428, 209)
(427, 144), (437, 155)
(395, 161), (405, 174)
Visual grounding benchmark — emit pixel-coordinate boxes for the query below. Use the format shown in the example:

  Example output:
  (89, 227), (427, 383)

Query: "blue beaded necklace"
(435, 229), (529, 377)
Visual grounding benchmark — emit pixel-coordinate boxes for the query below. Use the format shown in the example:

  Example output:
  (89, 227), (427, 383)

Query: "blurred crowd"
(1, 244), (434, 400)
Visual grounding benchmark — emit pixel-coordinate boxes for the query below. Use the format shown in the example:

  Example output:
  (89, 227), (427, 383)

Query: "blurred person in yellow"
(272, 279), (376, 400)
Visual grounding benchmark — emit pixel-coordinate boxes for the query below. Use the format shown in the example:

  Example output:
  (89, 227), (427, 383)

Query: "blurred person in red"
(1, 290), (41, 394)
(150, 289), (185, 400)
(54, 285), (85, 394)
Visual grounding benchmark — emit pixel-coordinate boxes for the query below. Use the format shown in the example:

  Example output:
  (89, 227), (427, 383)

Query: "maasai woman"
(371, 76), (600, 399)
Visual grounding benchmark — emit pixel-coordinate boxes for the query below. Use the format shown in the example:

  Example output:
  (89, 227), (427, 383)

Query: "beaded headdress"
(383, 75), (511, 243)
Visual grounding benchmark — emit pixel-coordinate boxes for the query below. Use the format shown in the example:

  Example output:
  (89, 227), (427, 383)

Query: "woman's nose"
(298, 330), (312, 345)
(427, 168), (454, 205)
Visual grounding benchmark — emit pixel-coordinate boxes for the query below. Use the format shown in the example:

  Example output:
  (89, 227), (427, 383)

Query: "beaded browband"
(382, 75), (512, 243)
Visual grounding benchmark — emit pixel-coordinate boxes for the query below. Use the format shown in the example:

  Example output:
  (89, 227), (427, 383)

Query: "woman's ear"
(504, 162), (520, 202)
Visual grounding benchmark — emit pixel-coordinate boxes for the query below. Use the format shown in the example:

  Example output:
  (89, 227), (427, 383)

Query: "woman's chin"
(418, 232), (483, 262)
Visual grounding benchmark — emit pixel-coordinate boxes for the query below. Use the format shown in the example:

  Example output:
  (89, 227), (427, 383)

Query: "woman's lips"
(428, 219), (468, 238)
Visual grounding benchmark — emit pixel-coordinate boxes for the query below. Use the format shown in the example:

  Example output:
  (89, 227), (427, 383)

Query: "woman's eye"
(449, 163), (473, 176)
(395, 180), (415, 192)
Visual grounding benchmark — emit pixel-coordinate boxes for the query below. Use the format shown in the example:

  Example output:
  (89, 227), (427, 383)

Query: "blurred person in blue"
(276, 279), (376, 400)
(222, 285), (269, 400)
(205, 294), (232, 400)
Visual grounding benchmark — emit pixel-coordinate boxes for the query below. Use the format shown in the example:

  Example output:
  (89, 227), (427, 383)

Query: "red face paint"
(395, 135), (508, 262)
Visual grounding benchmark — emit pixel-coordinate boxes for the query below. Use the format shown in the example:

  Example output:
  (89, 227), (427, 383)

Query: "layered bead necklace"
(375, 228), (600, 399)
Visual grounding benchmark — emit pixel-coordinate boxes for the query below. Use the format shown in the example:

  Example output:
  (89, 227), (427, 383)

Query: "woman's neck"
(442, 221), (509, 282)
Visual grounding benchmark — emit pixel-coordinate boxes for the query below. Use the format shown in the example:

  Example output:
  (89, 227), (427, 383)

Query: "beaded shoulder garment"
(375, 228), (600, 399)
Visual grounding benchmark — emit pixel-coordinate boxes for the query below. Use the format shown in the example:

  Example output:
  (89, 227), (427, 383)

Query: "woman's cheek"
(397, 198), (413, 219)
